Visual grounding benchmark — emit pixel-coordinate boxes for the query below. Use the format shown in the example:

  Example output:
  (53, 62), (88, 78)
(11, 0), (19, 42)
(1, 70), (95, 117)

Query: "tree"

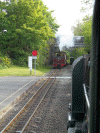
(70, 47), (88, 59)
(0, 0), (59, 66)
(71, 23), (84, 36)
(71, 0), (94, 54)
(80, 0), (94, 13)
(71, 15), (92, 53)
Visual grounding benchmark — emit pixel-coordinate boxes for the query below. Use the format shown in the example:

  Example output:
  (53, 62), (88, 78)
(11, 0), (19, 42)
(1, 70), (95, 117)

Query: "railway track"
(0, 69), (60, 133)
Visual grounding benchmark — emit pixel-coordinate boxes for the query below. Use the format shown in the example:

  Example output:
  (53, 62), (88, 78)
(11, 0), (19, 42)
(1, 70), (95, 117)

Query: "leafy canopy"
(71, 15), (92, 53)
(0, 0), (59, 66)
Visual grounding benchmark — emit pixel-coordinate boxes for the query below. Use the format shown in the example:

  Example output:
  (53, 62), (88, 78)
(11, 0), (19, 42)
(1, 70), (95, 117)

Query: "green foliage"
(0, 65), (8, 70)
(80, 0), (93, 13)
(81, 16), (92, 52)
(12, 57), (27, 67)
(71, 15), (92, 53)
(66, 50), (70, 64)
(37, 43), (50, 66)
(0, 55), (11, 69)
(0, 65), (3, 70)
(70, 47), (88, 59)
(2, 56), (11, 67)
(0, 0), (59, 66)
(7, 48), (29, 66)
(62, 50), (70, 64)
(65, 50), (70, 59)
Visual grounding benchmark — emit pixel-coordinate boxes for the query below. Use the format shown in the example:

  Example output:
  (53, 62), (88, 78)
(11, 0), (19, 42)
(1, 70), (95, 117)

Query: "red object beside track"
(53, 52), (66, 68)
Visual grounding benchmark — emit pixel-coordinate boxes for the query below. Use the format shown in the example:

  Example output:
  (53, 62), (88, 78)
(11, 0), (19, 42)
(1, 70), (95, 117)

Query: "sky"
(42, 0), (89, 50)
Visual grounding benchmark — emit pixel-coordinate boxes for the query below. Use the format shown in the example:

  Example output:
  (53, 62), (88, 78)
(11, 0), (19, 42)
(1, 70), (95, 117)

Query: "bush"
(0, 65), (3, 70)
(37, 46), (49, 67)
(12, 56), (28, 67)
(12, 59), (25, 67)
(0, 56), (11, 69)
(7, 48), (29, 67)
(70, 47), (88, 59)
(2, 56), (11, 67)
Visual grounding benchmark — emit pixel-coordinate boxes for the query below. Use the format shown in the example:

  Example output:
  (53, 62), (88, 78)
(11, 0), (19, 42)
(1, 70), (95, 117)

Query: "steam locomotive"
(67, 0), (100, 132)
(53, 52), (67, 69)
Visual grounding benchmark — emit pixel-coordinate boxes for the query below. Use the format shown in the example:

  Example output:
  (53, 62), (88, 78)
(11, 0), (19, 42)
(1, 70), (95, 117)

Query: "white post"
(34, 59), (36, 75)
(30, 68), (32, 75)
(28, 56), (32, 75)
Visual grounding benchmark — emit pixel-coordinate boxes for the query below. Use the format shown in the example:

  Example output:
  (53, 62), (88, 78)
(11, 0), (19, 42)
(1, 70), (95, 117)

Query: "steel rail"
(0, 70), (57, 133)
(21, 78), (56, 133)
(0, 79), (48, 133)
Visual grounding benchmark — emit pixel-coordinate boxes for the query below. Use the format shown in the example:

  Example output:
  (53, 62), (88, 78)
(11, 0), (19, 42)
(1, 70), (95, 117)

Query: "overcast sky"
(42, 0), (93, 50)
(43, 0), (82, 34)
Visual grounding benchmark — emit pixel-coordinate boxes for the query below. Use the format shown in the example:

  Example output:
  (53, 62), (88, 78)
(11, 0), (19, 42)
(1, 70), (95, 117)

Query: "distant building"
(73, 36), (85, 47)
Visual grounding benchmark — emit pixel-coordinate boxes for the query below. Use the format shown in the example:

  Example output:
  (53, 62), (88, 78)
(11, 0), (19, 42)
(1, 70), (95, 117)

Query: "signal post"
(28, 50), (37, 75)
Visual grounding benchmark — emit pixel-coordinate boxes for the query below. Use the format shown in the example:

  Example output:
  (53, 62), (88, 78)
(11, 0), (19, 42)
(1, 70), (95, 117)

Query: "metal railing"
(83, 83), (90, 109)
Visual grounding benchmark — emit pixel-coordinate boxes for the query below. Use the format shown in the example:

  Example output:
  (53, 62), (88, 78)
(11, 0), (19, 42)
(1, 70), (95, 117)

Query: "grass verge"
(0, 65), (51, 77)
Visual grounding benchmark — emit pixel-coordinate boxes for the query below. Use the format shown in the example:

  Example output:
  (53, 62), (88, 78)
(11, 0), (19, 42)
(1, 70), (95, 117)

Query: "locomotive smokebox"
(71, 56), (86, 121)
